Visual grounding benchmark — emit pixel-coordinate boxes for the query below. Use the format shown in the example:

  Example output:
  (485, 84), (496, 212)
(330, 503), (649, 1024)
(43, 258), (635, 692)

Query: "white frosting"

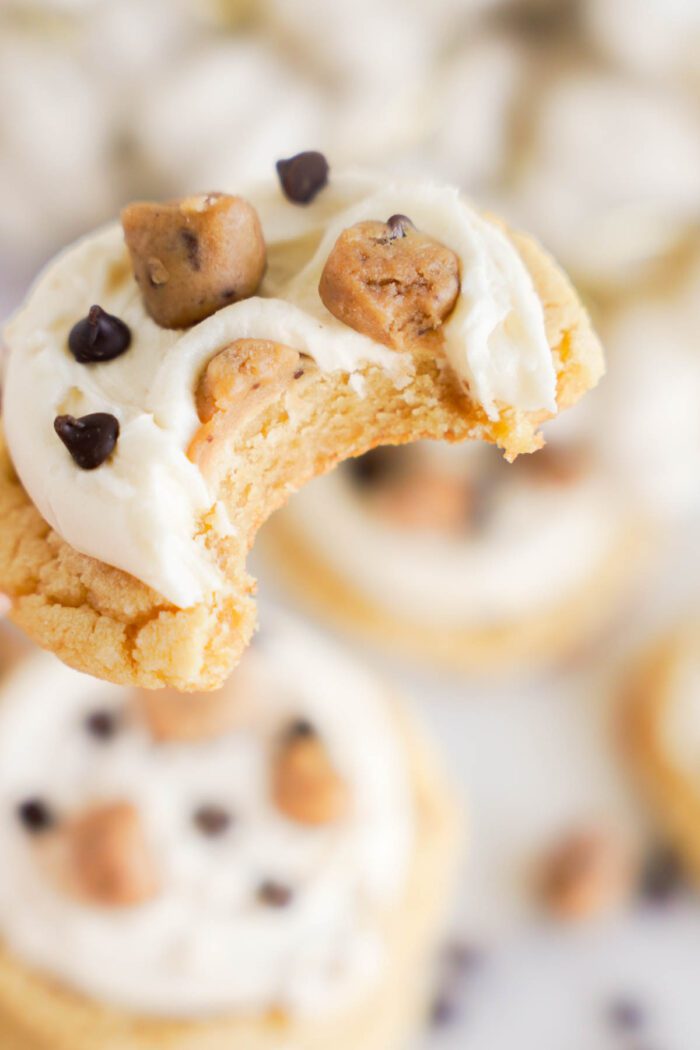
(3, 171), (555, 607)
(661, 642), (700, 786)
(0, 613), (413, 1019)
(280, 440), (624, 627)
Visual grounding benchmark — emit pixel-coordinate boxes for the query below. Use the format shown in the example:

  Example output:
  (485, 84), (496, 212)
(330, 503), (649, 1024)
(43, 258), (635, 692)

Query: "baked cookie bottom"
(261, 515), (653, 676)
(0, 695), (460, 1050)
(623, 623), (700, 883)
(0, 226), (603, 691)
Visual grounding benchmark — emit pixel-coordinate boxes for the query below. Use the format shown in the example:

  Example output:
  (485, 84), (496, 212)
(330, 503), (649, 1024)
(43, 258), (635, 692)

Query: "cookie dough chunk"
(51, 803), (160, 907)
(319, 216), (460, 350)
(122, 193), (266, 328)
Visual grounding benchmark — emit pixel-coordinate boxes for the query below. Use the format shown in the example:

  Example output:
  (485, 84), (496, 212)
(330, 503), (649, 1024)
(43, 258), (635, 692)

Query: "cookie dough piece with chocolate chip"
(122, 193), (266, 329)
(319, 216), (460, 351)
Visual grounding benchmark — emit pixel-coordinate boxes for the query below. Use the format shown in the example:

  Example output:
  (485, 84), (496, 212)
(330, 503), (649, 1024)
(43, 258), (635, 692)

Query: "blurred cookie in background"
(584, 0), (700, 86)
(623, 621), (700, 885)
(131, 38), (331, 195)
(501, 66), (700, 297)
(596, 244), (700, 521)
(0, 611), (459, 1049)
(260, 424), (654, 677)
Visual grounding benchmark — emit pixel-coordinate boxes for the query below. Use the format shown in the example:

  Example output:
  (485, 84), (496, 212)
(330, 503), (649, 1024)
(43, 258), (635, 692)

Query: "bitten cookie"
(261, 432), (652, 675)
(0, 163), (603, 690)
(0, 612), (459, 1049)
(622, 622), (700, 884)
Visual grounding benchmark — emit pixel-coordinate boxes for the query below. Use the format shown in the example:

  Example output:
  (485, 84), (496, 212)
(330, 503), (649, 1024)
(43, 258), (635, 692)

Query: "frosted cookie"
(0, 165), (603, 690)
(504, 69), (700, 294)
(0, 613), (458, 1049)
(623, 623), (700, 884)
(597, 248), (700, 519)
(262, 428), (650, 674)
(585, 0), (700, 83)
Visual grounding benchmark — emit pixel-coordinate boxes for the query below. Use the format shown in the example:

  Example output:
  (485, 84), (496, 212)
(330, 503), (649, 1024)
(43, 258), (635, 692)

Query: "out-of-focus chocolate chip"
(17, 798), (55, 834)
(85, 709), (120, 741)
(68, 305), (132, 364)
(386, 214), (414, 239)
(193, 805), (233, 837)
(54, 413), (120, 470)
(347, 448), (399, 488)
(258, 880), (294, 907)
(608, 997), (645, 1032)
(284, 718), (316, 741)
(429, 993), (461, 1029)
(443, 941), (485, 976)
(276, 151), (329, 204)
(638, 845), (686, 904)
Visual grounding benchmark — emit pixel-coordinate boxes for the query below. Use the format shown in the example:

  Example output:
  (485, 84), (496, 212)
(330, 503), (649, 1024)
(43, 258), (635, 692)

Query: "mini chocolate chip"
(68, 305), (131, 364)
(84, 709), (120, 741)
(276, 151), (329, 204)
(17, 798), (54, 834)
(54, 412), (120, 470)
(443, 941), (485, 976)
(258, 880), (294, 907)
(430, 993), (461, 1029)
(293, 368), (304, 380)
(608, 997), (645, 1032)
(284, 719), (316, 741)
(347, 448), (397, 488)
(180, 229), (201, 270)
(193, 805), (233, 836)
(639, 845), (685, 904)
(386, 214), (414, 239)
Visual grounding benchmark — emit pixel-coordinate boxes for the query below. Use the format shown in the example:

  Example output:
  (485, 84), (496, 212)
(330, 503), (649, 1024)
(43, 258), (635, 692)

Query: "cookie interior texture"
(0, 173), (603, 689)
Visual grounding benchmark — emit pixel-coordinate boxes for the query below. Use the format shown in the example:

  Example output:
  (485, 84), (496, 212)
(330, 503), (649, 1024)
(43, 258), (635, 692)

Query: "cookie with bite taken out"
(0, 158), (603, 690)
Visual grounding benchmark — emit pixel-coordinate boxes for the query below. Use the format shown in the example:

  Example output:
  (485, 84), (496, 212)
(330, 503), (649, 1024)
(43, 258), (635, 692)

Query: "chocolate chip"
(84, 709), (120, 741)
(293, 368), (304, 379)
(16, 798), (55, 834)
(180, 229), (201, 271)
(193, 805), (233, 836)
(276, 151), (329, 204)
(386, 214), (414, 239)
(443, 941), (485, 976)
(284, 719), (316, 741)
(608, 997), (645, 1032)
(54, 412), (120, 470)
(68, 305), (131, 364)
(429, 993), (461, 1029)
(347, 448), (397, 488)
(258, 880), (294, 907)
(639, 845), (685, 904)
